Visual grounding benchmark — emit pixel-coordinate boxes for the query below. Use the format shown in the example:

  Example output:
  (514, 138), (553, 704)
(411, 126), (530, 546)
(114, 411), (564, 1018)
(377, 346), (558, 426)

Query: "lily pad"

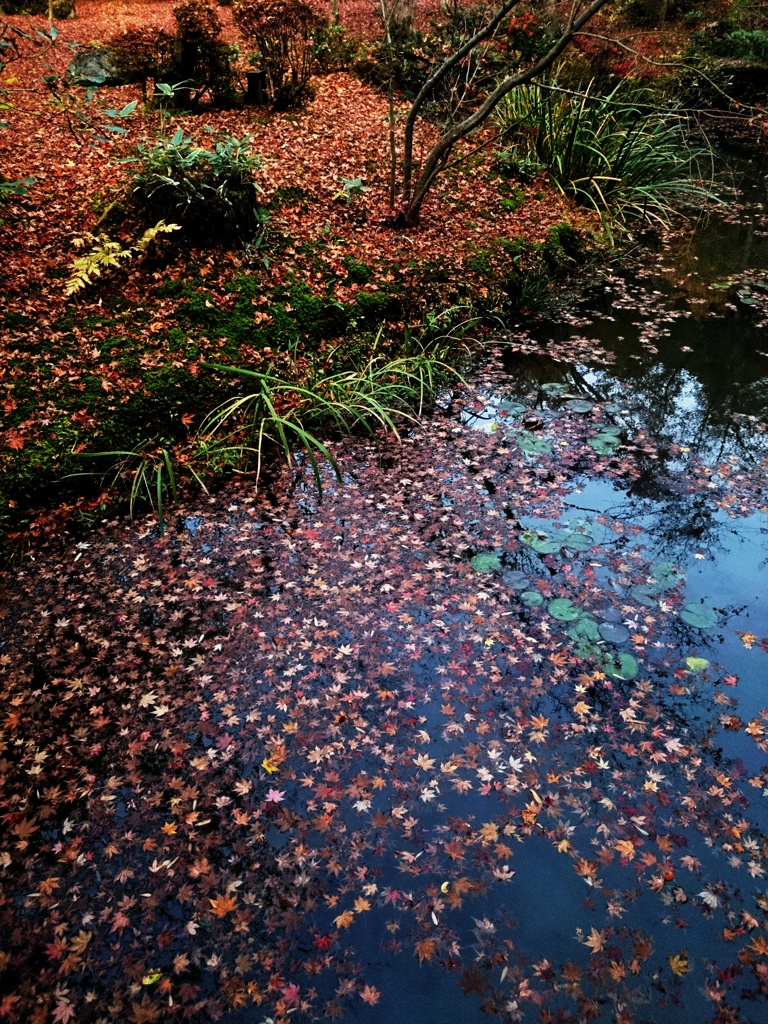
(522, 531), (562, 555)
(680, 603), (717, 629)
(651, 561), (684, 588)
(541, 382), (567, 398)
(605, 652), (639, 681)
(598, 621), (630, 645)
(548, 598), (581, 622)
(561, 531), (594, 551)
(520, 590), (544, 607)
(685, 656), (710, 673)
(631, 584), (660, 608)
(569, 615), (601, 643)
(471, 552), (501, 573)
(514, 431), (552, 455)
(588, 432), (621, 455)
(565, 399), (594, 413)
(497, 399), (527, 417)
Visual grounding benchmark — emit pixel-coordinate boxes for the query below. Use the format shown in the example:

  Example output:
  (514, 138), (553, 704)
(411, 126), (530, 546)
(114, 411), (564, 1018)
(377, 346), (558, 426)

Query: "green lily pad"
(565, 399), (594, 413)
(561, 532), (594, 551)
(685, 656), (710, 672)
(598, 621), (630, 645)
(605, 652), (639, 681)
(541, 382), (567, 397)
(651, 561), (684, 588)
(471, 552), (501, 573)
(631, 584), (660, 608)
(589, 432), (621, 455)
(522, 531), (562, 555)
(521, 590), (544, 607)
(569, 615), (601, 643)
(514, 431), (552, 455)
(497, 399), (527, 417)
(680, 603), (717, 629)
(548, 598), (581, 622)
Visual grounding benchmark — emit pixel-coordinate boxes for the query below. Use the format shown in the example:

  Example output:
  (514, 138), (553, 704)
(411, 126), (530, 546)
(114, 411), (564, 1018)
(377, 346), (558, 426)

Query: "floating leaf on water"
(651, 561), (684, 588)
(514, 431), (552, 455)
(598, 621), (630, 645)
(561, 532), (594, 551)
(502, 570), (529, 589)
(569, 615), (600, 643)
(588, 433), (620, 455)
(471, 552), (501, 573)
(631, 584), (660, 608)
(541, 382), (567, 397)
(521, 531), (561, 554)
(497, 399), (527, 417)
(565, 399), (594, 413)
(711, 280), (732, 290)
(548, 598), (581, 621)
(605, 652), (639, 680)
(520, 590), (544, 606)
(685, 656), (710, 672)
(680, 602), (717, 629)
(530, 536), (562, 554)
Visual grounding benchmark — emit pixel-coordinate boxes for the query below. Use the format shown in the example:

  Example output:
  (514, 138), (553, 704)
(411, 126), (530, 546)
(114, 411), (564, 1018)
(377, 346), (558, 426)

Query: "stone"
(67, 46), (123, 86)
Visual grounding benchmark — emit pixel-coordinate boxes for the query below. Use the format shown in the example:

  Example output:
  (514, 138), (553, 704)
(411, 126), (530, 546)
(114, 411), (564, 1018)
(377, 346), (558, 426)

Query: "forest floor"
(0, 0), (607, 544)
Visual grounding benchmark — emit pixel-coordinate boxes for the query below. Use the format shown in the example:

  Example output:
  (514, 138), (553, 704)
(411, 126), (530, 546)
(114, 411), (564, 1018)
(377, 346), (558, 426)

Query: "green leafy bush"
(233, 0), (322, 108)
(694, 27), (768, 62)
(130, 129), (265, 245)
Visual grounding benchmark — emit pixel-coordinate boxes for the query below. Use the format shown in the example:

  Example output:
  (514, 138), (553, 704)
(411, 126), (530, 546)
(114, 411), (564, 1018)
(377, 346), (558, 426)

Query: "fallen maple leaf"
(583, 927), (606, 954)
(668, 951), (689, 976)
(209, 892), (238, 918)
(334, 909), (355, 930)
(415, 937), (437, 962)
(360, 984), (380, 1005)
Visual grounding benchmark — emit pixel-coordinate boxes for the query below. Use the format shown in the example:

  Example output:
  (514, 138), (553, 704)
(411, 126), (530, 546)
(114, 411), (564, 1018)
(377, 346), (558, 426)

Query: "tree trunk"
(401, 0), (614, 225)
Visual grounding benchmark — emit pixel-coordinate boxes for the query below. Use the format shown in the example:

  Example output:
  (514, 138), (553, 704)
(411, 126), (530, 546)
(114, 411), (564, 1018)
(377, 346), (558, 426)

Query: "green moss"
(354, 288), (399, 321)
(155, 277), (200, 299)
(3, 309), (35, 329)
(270, 185), (314, 208)
(343, 256), (373, 284)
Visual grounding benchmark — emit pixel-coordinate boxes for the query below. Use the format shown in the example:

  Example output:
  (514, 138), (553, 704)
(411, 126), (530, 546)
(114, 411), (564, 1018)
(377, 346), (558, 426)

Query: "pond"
(2, 147), (768, 1024)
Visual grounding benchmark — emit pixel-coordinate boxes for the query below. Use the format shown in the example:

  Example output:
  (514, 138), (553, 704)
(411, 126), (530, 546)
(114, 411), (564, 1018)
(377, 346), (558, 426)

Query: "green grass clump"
(495, 80), (715, 237)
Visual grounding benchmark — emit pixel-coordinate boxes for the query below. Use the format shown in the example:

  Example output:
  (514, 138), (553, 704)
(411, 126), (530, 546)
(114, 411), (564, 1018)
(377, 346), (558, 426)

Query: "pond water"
(3, 149), (768, 1024)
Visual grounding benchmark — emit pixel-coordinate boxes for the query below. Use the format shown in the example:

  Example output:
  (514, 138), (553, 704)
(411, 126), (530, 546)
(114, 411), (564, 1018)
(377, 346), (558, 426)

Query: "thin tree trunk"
(403, 0), (614, 225)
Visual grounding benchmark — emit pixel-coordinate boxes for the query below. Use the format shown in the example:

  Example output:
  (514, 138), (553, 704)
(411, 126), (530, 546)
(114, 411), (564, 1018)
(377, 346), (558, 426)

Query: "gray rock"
(67, 46), (123, 86)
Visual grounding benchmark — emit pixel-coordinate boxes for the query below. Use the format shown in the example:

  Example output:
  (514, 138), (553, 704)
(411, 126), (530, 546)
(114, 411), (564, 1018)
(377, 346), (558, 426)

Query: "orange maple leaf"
(209, 892), (238, 918)
(415, 937), (437, 962)
(334, 909), (355, 930)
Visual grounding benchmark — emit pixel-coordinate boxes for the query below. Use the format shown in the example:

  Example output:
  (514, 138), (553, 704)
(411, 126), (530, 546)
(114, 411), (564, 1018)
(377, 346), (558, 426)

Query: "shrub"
(694, 27), (768, 62)
(312, 23), (357, 73)
(130, 129), (265, 245)
(106, 27), (175, 99)
(171, 0), (238, 108)
(233, 0), (322, 109)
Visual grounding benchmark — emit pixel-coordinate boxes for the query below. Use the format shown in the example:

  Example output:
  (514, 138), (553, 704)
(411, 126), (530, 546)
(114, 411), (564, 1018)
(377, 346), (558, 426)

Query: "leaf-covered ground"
(1, 0), (599, 536)
(3, 327), (768, 1022)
